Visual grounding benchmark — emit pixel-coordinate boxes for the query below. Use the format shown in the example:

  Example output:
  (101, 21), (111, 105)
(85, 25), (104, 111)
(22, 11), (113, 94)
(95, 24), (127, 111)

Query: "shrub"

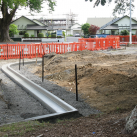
(48, 35), (51, 38)
(120, 30), (129, 35)
(51, 34), (56, 37)
(57, 36), (62, 38)
(38, 33), (44, 37)
(82, 23), (90, 35)
(9, 24), (19, 37)
(62, 31), (65, 37)
(31, 34), (34, 37)
(67, 34), (73, 36)
(88, 24), (100, 35)
(24, 33), (29, 37)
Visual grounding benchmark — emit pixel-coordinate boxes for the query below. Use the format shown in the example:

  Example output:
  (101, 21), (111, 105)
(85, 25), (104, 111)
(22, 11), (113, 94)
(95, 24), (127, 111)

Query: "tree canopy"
(82, 23), (90, 35)
(88, 24), (100, 35)
(85, 0), (134, 16)
(120, 30), (129, 35)
(0, 0), (56, 41)
(9, 24), (19, 37)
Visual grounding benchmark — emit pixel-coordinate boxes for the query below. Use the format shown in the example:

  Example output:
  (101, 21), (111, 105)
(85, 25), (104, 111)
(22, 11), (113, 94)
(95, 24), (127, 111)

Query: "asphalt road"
(66, 37), (80, 42)
(0, 37), (80, 44)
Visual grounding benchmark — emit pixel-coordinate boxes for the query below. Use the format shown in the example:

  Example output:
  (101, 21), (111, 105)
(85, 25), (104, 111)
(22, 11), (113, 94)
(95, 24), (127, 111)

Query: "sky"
(15, 0), (137, 25)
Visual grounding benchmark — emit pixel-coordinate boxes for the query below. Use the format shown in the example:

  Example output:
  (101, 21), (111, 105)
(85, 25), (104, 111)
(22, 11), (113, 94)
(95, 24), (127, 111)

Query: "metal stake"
(22, 49), (24, 66)
(75, 64), (78, 101)
(42, 55), (44, 82)
(19, 51), (21, 70)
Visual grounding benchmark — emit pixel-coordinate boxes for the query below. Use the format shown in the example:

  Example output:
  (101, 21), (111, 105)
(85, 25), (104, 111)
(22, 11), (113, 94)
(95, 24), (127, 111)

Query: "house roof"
(100, 15), (137, 30)
(47, 25), (66, 30)
(86, 17), (113, 27)
(103, 24), (119, 30)
(33, 19), (46, 26)
(12, 16), (45, 26)
(26, 25), (47, 30)
(132, 24), (137, 29)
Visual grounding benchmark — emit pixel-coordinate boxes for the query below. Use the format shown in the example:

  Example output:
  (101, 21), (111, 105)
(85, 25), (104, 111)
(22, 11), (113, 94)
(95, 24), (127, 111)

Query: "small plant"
(31, 34), (35, 37)
(67, 34), (73, 36)
(57, 36), (62, 38)
(51, 34), (56, 37)
(63, 31), (65, 37)
(38, 33), (44, 37)
(120, 30), (129, 35)
(24, 33), (29, 37)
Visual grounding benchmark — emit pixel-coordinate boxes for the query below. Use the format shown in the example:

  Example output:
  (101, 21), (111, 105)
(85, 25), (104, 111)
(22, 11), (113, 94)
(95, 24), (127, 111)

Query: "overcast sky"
(15, 0), (137, 25)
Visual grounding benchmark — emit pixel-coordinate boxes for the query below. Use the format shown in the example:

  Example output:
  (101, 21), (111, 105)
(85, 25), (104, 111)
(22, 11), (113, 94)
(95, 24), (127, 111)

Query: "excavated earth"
(33, 48), (137, 114)
(1, 46), (137, 136)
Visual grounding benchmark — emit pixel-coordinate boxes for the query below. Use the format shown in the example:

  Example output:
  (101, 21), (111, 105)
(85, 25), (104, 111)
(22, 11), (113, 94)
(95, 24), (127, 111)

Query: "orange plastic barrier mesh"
(0, 39), (120, 60)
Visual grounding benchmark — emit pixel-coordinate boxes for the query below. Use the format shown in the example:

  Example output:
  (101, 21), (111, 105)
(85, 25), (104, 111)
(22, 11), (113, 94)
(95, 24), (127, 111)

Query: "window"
(19, 31), (26, 35)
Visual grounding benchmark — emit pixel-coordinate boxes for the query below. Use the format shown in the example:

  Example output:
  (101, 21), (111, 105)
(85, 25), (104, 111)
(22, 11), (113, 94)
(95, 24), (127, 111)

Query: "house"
(11, 16), (47, 37)
(11, 16), (83, 37)
(86, 15), (137, 35)
(99, 15), (137, 35)
(66, 23), (83, 36)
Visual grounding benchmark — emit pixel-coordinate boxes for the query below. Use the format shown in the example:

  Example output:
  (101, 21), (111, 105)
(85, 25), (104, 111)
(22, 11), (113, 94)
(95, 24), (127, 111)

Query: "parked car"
(75, 33), (80, 37)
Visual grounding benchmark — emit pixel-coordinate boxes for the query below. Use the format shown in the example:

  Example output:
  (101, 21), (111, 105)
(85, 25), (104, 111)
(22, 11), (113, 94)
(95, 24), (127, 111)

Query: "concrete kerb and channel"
(1, 60), (80, 124)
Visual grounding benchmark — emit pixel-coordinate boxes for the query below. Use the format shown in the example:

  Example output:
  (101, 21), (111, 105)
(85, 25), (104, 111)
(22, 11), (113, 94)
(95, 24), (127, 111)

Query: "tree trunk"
(0, 23), (13, 42)
(0, 2), (17, 42)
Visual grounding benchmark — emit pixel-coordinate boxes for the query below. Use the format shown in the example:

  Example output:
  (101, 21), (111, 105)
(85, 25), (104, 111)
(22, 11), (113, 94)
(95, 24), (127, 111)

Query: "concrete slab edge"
(1, 60), (79, 125)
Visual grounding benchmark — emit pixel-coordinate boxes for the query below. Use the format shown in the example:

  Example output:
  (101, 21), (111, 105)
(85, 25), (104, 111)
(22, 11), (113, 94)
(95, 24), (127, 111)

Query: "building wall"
(26, 30), (35, 37)
(101, 16), (137, 35)
(114, 16), (137, 26)
(114, 16), (137, 34)
(11, 16), (36, 30)
(41, 30), (46, 36)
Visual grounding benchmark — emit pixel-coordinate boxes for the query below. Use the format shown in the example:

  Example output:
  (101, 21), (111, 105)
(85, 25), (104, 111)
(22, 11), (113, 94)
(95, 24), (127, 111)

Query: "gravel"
(0, 59), (50, 125)
(0, 59), (100, 125)
(12, 61), (100, 116)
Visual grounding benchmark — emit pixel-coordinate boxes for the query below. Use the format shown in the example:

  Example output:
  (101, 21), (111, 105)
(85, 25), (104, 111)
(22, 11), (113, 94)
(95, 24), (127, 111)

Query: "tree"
(120, 30), (129, 35)
(88, 24), (100, 35)
(0, 0), (56, 42)
(82, 23), (90, 35)
(9, 24), (19, 37)
(85, 0), (134, 16)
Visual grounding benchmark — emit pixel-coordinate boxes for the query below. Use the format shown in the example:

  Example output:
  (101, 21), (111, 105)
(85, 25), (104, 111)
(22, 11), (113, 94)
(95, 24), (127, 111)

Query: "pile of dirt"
(32, 50), (137, 114)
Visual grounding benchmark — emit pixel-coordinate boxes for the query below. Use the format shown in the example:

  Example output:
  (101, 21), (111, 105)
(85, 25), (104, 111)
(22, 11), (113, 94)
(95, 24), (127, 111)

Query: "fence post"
(75, 64), (78, 101)
(7, 43), (8, 59)
(42, 55), (44, 82)
(19, 51), (21, 70)
(22, 49), (24, 66)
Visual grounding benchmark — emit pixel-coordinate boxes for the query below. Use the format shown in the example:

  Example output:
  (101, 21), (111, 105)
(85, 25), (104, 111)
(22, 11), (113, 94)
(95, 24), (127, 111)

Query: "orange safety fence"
(107, 35), (137, 44)
(79, 37), (120, 50)
(0, 39), (120, 60)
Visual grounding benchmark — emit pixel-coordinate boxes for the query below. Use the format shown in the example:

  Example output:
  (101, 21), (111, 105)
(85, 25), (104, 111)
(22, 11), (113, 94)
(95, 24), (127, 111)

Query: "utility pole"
(130, 0), (132, 44)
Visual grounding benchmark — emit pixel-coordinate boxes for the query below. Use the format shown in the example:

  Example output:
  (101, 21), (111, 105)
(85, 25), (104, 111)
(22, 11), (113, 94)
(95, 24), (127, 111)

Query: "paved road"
(66, 37), (80, 42)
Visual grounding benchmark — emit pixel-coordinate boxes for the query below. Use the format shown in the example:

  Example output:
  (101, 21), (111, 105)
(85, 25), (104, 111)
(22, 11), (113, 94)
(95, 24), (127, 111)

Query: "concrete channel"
(2, 60), (79, 123)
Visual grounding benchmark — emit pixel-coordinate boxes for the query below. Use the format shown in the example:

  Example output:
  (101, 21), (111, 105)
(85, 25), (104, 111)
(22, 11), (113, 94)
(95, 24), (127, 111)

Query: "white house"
(99, 15), (137, 35)
(66, 23), (83, 36)
(11, 16), (47, 37)
(86, 15), (137, 35)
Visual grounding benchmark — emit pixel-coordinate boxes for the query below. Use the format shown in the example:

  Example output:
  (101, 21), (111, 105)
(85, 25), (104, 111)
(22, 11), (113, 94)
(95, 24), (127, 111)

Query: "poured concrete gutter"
(2, 60), (79, 122)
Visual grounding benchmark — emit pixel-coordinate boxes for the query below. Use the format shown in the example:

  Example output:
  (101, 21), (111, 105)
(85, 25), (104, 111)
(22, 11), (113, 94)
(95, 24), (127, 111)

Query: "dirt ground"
(32, 49), (137, 114)
(2, 47), (137, 136)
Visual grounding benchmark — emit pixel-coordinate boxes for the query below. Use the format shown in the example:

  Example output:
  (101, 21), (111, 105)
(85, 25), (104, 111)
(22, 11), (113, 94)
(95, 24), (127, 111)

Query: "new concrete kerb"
(1, 60), (79, 123)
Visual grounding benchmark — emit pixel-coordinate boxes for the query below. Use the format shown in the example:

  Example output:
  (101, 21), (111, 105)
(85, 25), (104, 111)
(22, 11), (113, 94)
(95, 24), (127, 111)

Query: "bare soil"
(33, 50), (137, 114)
(1, 48), (137, 136)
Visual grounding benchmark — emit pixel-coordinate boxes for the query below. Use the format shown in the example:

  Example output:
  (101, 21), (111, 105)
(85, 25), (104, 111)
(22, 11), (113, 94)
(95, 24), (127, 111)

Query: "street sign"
(57, 30), (62, 36)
